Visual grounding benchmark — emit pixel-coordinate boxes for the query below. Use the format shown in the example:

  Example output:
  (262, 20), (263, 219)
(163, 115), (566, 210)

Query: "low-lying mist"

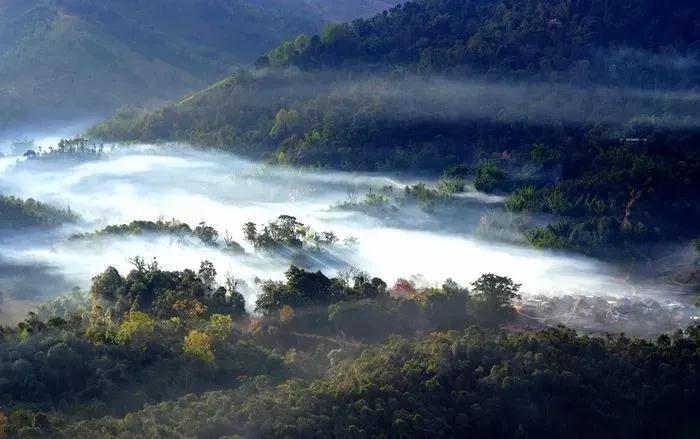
(0, 141), (694, 327)
(195, 67), (700, 131)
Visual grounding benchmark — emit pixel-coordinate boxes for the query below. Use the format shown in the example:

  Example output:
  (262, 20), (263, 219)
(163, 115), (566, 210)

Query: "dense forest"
(1, 0), (699, 437)
(90, 0), (700, 260)
(0, 195), (76, 230)
(0, 259), (697, 437)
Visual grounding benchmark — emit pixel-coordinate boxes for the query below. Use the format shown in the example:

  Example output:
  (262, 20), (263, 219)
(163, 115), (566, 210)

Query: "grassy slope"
(0, 0), (321, 128)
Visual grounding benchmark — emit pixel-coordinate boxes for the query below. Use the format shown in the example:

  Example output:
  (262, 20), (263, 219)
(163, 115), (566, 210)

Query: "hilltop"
(0, 0), (399, 129)
(90, 0), (700, 260)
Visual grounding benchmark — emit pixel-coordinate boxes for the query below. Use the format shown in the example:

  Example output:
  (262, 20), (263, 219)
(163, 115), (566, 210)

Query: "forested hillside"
(1, 1), (698, 437)
(67, 328), (700, 438)
(93, 0), (700, 161)
(264, 0), (700, 72)
(91, 0), (700, 260)
(0, 0), (323, 129)
(0, 259), (699, 438)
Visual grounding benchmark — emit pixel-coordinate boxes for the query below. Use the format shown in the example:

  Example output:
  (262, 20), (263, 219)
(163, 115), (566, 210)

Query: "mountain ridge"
(0, 0), (400, 130)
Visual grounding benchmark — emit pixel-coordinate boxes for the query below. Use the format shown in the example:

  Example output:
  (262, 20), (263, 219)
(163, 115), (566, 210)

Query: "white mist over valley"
(1, 134), (695, 329)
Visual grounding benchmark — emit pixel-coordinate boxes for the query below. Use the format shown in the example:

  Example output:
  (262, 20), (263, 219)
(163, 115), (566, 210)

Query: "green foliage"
(70, 218), (193, 240)
(2, 255), (698, 436)
(328, 279), (474, 340)
(91, 0), (700, 171)
(473, 160), (508, 193)
(242, 215), (351, 265)
(496, 137), (700, 257)
(4, 0), (700, 433)
(403, 183), (449, 211)
(256, 265), (389, 316)
(89, 261), (243, 322)
(64, 326), (700, 438)
(0, 262), (285, 418)
(505, 185), (540, 212)
(85, 0), (700, 262)
(193, 221), (219, 246)
(18, 137), (105, 159)
(244, 215), (307, 251)
(0, 195), (76, 229)
(471, 273), (521, 325)
(269, 109), (303, 139)
(266, 0), (700, 73)
(115, 311), (156, 343)
(183, 330), (215, 363)
(335, 182), (457, 215)
(437, 176), (465, 194)
(334, 185), (397, 215)
(526, 217), (626, 255)
(207, 314), (234, 341)
(71, 218), (245, 254)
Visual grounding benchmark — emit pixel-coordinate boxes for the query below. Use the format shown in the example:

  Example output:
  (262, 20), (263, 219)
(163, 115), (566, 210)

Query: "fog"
(1, 140), (693, 316)
(330, 76), (700, 129)
(213, 67), (700, 130)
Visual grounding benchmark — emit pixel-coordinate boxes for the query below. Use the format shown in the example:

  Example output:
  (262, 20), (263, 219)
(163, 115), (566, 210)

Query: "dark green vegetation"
(335, 181), (462, 215)
(92, 0), (700, 160)
(243, 214), (350, 252)
(18, 138), (105, 160)
(90, 0), (700, 260)
(71, 219), (245, 254)
(5, 0), (700, 437)
(503, 140), (700, 259)
(0, 262), (273, 426)
(0, 260), (520, 434)
(0, 258), (697, 437)
(0, 0), (321, 127)
(242, 215), (355, 269)
(65, 327), (700, 439)
(0, 195), (76, 230)
(0, 0), (406, 128)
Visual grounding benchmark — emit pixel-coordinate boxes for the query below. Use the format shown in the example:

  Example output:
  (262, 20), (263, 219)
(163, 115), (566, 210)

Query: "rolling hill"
(0, 0), (398, 130)
(90, 0), (700, 259)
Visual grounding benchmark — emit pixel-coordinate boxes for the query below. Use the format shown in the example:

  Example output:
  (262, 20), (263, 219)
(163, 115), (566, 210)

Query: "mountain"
(93, 0), (700, 156)
(264, 0), (700, 71)
(2, 1), (700, 436)
(278, 0), (402, 22)
(0, 0), (325, 129)
(91, 0), (700, 258)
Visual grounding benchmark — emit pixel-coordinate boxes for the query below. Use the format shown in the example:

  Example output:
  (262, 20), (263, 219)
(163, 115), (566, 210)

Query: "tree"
(322, 231), (338, 245)
(0, 411), (6, 439)
(471, 274), (521, 325)
(207, 314), (234, 341)
(243, 222), (257, 243)
(223, 231), (245, 254)
(256, 266), (336, 314)
(224, 275), (247, 315)
(279, 305), (296, 324)
(116, 311), (156, 343)
(198, 261), (217, 290)
(269, 109), (302, 139)
(183, 330), (214, 363)
(90, 267), (125, 321)
(194, 222), (219, 246)
(473, 161), (508, 193)
(390, 278), (416, 298)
